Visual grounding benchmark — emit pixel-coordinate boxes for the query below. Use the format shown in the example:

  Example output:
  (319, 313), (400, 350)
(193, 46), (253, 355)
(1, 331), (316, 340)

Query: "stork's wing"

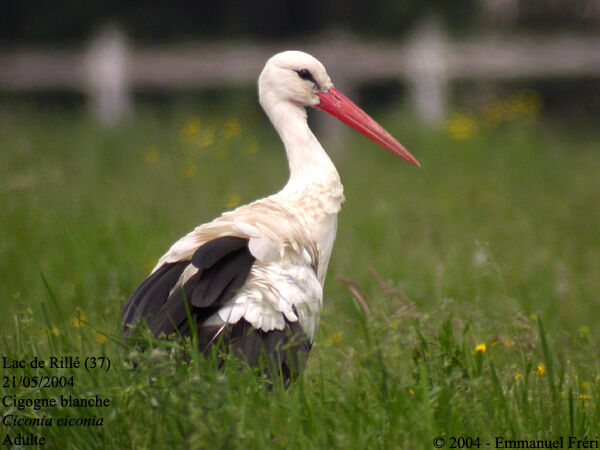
(123, 236), (255, 338)
(123, 234), (313, 385)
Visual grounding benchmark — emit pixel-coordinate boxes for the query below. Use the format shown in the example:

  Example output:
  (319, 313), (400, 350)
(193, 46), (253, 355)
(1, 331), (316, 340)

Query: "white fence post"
(84, 26), (131, 125)
(406, 18), (449, 125)
(313, 34), (359, 149)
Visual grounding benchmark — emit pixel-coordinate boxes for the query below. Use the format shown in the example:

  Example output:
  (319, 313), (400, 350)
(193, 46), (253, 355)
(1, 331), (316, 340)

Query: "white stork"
(123, 51), (419, 384)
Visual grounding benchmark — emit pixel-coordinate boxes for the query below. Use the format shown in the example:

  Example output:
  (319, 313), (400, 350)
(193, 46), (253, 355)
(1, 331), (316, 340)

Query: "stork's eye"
(296, 69), (316, 83)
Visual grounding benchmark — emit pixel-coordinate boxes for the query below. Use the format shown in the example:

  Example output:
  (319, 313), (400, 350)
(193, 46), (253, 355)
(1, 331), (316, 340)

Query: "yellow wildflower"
(579, 394), (589, 400)
(515, 373), (521, 381)
(409, 389), (415, 396)
(198, 129), (215, 148)
(182, 118), (201, 141)
(483, 102), (506, 124)
(143, 146), (160, 164)
(475, 343), (486, 354)
(579, 326), (591, 335)
(72, 311), (86, 329)
(331, 333), (343, 345)
(444, 113), (477, 140)
(224, 192), (241, 209)
(93, 332), (108, 344)
(537, 362), (546, 376)
(482, 90), (541, 125)
(184, 163), (197, 178)
(506, 90), (541, 119)
(222, 118), (241, 139)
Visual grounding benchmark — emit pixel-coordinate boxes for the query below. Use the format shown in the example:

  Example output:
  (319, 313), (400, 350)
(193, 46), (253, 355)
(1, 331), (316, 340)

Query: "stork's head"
(259, 51), (332, 109)
(259, 50), (420, 167)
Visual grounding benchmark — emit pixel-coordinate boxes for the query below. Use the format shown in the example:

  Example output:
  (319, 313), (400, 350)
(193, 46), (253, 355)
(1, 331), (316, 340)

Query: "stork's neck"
(267, 101), (341, 192)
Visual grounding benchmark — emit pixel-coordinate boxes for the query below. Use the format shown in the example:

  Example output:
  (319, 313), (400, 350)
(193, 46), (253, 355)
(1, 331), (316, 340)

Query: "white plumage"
(156, 191), (339, 341)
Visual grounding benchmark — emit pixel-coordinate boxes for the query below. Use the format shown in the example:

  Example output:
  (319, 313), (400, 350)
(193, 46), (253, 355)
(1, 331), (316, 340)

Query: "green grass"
(1, 103), (599, 449)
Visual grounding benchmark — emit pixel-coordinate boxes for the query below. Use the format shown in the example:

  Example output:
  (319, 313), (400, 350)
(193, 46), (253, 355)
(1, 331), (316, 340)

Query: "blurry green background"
(1, 2), (600, 446)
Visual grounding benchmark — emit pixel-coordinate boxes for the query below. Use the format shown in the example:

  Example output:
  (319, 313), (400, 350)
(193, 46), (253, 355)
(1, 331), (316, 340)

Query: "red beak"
(316, 87), (420, 167)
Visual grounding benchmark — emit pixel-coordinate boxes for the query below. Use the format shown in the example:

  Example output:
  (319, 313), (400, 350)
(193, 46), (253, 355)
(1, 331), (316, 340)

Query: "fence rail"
(2, 26), (599, 124)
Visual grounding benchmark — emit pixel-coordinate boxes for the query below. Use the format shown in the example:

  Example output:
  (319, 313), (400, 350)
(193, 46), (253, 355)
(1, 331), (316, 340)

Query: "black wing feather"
(190, 247), (255, 307)
(123, 262), (188, 328)
(123, 263), (172, 325)
(123, 236), (255, 336)
(191, 236), (249, 270)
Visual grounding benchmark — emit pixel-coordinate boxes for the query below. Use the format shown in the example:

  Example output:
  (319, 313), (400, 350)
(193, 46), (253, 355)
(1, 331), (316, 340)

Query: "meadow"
(1, 94), (599, 449)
